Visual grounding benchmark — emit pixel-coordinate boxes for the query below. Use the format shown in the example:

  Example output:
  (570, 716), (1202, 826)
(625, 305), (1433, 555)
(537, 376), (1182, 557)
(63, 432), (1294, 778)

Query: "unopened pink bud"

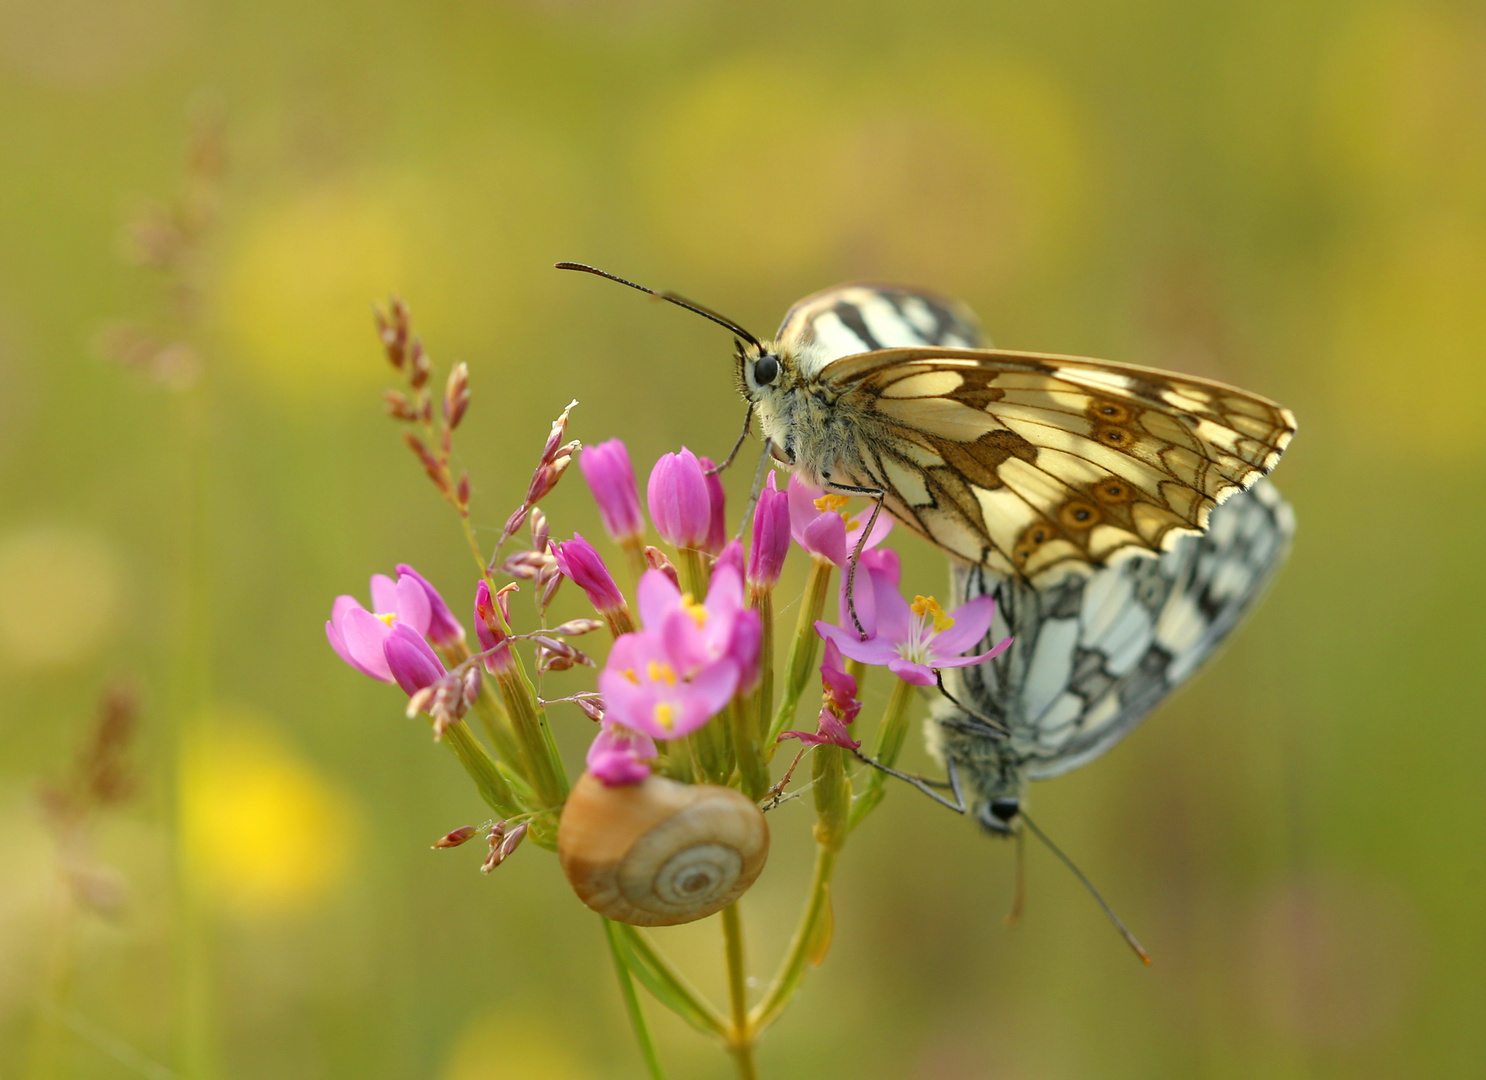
(647, 448), (711, 550)
(552, 535), (627, 616)
(698, 456), (728, 555)
(747, 472), (791, 591)
(579, 439), (645, 543)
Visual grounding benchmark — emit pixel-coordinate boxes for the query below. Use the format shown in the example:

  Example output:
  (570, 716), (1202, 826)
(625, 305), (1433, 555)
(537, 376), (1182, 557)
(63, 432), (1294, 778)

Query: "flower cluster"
(323, 322), (1023, 1078)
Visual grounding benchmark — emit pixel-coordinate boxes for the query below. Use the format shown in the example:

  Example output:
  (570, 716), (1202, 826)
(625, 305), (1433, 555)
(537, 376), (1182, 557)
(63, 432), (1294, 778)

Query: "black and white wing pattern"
(936, 479), (1295, 794)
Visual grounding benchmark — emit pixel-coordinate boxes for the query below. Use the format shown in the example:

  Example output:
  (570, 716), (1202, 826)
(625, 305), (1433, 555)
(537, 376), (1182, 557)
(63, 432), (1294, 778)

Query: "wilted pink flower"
(552, 534), (627, 617)
(816, 580), (1011, 687)
(586, 721), (659, 786)
(698, 456), (727, 555)
(579, 439), (645, 543)
(647, 448), (711, 550)
(383, 623), (447, 696)
(473, 580), (519, 675)
(787, 475), (892, 566)
(746, 472), (791, 591)
(780, 640), (862, 749)
(395, 564), (465, 647)
(326, 570), (435, 682)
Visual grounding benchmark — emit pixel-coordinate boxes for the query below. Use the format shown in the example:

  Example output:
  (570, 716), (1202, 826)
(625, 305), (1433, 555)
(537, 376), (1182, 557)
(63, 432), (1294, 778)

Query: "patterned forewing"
(940, 481), (1295, 777)
(821, 348), (1296, 583)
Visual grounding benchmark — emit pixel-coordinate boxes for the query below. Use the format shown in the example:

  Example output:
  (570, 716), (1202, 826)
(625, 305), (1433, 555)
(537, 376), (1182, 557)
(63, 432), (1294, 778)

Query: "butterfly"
(557, 264), (1296, 601)
(752, 279), (1296, 823)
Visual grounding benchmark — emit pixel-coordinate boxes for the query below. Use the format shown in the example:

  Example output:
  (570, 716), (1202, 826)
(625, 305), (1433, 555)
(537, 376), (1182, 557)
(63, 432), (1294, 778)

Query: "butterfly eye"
(752, 355), (779, 386)
(989, 798), (1020, 823)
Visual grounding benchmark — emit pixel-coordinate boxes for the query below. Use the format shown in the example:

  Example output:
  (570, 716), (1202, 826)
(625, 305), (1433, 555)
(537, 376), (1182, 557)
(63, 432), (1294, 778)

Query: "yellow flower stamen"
(653, 701), (676, 731)
(375, 612), (397, 627)
(814, 493), (850, 515)
(680, 592), (709, 628)
(911, 595), (955, 634)
(622, 667), (640, 685)
(646, 660), (677, 686)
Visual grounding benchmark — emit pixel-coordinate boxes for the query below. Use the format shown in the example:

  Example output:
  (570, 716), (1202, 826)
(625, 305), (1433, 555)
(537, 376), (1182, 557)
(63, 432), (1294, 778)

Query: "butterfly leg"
(934, 671), (1010, 737)
(706, 403), (754, 476)
(733, 443), (773, 543)
(848, 746), (967, 814)
(823, 480), (885, 640)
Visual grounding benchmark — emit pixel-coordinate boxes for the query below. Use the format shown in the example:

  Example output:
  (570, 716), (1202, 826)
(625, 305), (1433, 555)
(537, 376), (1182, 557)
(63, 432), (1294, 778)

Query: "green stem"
(766, 558), (834, 757)
(729, 697), (768, 801)
(749, 844), (837, 1035)
(747, 588), (774, 753)
(677, 547), (709, 599)
(721, 904), (758, 1080)
(612, 924), (729, 1040)
(494, 663), (569, 809)
(471, 681), (524, 770)
(849, 677), (918, 831)
(603, 918), (666, 1080)
(441, 720), (522, 818)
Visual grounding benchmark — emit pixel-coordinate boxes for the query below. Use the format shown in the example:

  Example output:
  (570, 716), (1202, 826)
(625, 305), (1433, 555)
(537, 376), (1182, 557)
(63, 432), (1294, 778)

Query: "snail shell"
(558, 771), (769, 926)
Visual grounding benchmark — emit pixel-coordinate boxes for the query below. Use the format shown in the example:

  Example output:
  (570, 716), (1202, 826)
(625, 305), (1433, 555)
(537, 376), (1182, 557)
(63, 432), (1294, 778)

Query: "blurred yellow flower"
(441, 1007), (594, 1080)
(181, 710), (359, 917)
(0, 524), (121, 669)
(216, 179), (452, 401)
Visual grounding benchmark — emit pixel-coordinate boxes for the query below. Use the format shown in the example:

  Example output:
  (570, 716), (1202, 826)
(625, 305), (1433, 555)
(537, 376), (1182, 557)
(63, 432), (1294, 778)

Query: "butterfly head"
(978, 796), (1022, 836)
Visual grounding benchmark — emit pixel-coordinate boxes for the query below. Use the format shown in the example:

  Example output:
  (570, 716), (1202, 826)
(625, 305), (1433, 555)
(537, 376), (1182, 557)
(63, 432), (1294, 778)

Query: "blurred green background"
(3, 0), (1484, 1077)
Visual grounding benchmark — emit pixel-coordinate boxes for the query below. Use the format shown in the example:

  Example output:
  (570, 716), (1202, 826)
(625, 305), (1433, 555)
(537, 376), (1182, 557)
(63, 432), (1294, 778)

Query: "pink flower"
(579, 439), (645, 543)
(473, 580), (518, 675)
(698, 456), (728, 555)
(597, 629), (737, 740)
(596, 565), (760, 740)
(838, 547), (901, 640)
(383, 622), (447, 695)
(816, 578), (1012, 687)
(552, 534), (626, 617)
(586, 721), (659, 786)
(787, 475), (892, 566)
(395, 563), (465, 647)
(746, 472), (791, 591)
(714, 538), (745, 579)
(647, 448), (711, 550)
(779, 640), (862, 749)
(638, 564), (758, 689)
(326, 570), (435, 682)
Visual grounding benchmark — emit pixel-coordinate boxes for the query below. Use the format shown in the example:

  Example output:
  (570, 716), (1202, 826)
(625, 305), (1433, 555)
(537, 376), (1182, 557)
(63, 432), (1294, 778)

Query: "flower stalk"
(767, 557), (833, 754)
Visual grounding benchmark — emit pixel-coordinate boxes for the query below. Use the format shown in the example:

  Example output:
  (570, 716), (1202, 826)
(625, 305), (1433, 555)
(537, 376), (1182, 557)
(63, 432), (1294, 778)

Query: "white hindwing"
(939, 479), (1295, 779)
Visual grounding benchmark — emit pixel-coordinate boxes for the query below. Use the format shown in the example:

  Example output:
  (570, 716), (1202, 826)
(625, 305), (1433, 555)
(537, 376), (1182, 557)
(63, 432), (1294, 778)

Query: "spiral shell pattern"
(558, 772), (770, 926)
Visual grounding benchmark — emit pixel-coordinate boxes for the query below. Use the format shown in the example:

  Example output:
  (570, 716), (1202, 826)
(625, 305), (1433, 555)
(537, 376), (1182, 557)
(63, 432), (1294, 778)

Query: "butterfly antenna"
(554, 262), (765, 349)
(1018, 811), (1151, 965)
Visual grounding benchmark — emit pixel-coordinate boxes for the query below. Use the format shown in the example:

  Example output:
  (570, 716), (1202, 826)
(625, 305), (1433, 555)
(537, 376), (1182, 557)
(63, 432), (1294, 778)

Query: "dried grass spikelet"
(558, 771), (769, 926)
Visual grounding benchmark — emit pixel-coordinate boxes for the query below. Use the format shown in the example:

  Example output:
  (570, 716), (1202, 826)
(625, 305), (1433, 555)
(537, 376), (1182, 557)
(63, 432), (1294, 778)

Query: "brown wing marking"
(823, 348), (1296, 579)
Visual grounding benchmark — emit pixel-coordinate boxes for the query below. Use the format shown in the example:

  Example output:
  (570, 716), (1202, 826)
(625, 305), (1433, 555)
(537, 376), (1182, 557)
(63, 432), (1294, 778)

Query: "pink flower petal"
(928, 595), (996, 657)
(342, 606), (395, 682)
(637, 568), (682, 630)
(395, 573), (434, 637)
(369, 573), (399, 615)
(801, 513), (846, 565)
(886, 656), (936, 686)
(815, 621), (898, 667)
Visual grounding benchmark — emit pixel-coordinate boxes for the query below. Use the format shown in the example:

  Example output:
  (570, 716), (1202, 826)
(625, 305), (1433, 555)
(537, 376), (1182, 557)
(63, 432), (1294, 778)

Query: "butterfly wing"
(941, 480), (1295, 778)
(818, 348), (1296, 583)
(775, 283), (987, 363)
